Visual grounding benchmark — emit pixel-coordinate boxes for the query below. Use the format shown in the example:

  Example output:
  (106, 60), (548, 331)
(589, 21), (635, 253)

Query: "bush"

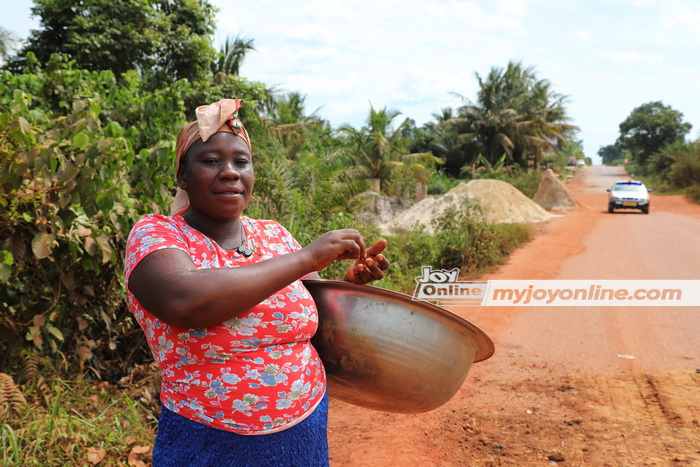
(684, 185), (700, 204)
(491, 168), (542, 199)
(377, 208), (531, 295)
(0, 58), (271, 378)
(667, 143), (700, 188)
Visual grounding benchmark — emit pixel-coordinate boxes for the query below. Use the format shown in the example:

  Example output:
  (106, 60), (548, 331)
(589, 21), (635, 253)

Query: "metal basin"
(304, 280), (494, 414)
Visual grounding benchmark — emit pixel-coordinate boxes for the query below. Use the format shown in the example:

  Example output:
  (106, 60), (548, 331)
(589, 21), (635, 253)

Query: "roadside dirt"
(327, 166), (700, 466)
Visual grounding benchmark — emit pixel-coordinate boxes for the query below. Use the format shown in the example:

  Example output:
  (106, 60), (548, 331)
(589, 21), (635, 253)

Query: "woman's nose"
(219, 161), (240, 179)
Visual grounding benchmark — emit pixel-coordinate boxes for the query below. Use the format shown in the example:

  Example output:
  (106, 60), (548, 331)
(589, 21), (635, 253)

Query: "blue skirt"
(152, 392), (329, 467)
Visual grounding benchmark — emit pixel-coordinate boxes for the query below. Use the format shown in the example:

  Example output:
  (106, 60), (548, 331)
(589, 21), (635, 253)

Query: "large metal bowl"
(303, 279), (494, 414)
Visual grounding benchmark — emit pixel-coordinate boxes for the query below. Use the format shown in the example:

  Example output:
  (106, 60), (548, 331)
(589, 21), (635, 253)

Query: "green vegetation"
(2, 4), (566, 462)
(603, 101), (699, 201)
(1, 374), (158, 465)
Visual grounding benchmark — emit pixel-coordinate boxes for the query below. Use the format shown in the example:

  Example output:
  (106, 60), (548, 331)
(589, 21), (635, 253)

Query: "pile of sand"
(379, 179), (557, 235)
(533, 169), (578, 210)
(353, 191), (411, 226)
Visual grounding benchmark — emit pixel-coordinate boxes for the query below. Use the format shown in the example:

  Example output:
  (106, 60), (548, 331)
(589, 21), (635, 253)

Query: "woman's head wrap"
(172, 99), (252, 215)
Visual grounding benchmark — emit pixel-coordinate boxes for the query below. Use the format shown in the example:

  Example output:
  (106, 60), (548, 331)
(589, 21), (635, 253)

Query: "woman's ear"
(176, 158), (187, 190)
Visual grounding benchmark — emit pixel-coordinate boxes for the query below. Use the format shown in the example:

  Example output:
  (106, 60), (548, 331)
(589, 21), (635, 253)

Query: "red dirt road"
(328, 166), (700, 466)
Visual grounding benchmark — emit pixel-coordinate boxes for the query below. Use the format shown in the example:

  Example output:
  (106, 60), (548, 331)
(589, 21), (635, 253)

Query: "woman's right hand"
(303, 229), (367, 272)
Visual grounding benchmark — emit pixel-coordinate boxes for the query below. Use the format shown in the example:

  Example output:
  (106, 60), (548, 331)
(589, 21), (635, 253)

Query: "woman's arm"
(128, 229), (365, 328)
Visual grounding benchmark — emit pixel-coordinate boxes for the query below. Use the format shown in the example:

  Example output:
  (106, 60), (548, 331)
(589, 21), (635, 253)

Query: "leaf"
(26, 327), (43, 347)
(0, 250), (13, 283)
(72, 132), (90, 151)
(96, 236), (113, 264)
(77, 316), (89, 331)
(47, 325), (64, 341)
(33, 315), (46, 327)
(18, 117), (30, 135)
(84, 237), (99, 256)
(76, 226), (92, 237)
(104, 121), (124, 138)
(127, 454), (147, 467)
(31, 232), (55, 259)
(77, 345), (93, 361)
(128, 445), (150, 467)
(87, 447), (105, 465)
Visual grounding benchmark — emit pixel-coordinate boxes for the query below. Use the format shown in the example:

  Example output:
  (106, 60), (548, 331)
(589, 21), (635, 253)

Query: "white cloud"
(566, 29), (595, 44)
(496, 0), (535, 17)
(600, 50), (664, 65)
(666, 6), (700, 33)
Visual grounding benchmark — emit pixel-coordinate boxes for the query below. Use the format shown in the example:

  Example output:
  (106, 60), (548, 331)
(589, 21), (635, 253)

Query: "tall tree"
(452, 60), (577, 168)
(150, 0), (218, 85)
(10, 0), (217, 85)
(598, 144), (626, 166)
(0, 26), (18, 62)
(616, 101), (692, 166)
(340, 106), (411, 189)
(263, 92), (325, 160)
(212, 34), (255, 76)
(341, 105), (441, 192)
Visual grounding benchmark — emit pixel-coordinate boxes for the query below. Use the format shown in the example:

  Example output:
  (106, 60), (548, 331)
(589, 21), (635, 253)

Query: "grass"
(1, 379), (157, 466)
(371, 211), (533, 295)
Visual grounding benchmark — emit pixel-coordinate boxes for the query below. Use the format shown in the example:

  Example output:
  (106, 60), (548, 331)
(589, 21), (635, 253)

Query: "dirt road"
(327, 166), (700, 466)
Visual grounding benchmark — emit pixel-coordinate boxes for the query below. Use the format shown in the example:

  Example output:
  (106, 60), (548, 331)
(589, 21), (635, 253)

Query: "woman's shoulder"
(133, 213), (186, 228)
(244, 216), (292, 237)
(128, 213), (189, 241)
(243, 216), (301, 251)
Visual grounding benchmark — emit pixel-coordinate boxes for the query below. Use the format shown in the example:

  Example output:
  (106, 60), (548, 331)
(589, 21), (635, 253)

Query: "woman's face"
(177, 132), (254, 220)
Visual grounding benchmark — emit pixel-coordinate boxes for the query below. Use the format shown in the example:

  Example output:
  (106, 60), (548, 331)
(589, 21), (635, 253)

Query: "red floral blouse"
(124, 214), (326, 434)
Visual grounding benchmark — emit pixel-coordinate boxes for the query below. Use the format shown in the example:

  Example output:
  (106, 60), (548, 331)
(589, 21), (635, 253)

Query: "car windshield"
(613, 183), (645, 192)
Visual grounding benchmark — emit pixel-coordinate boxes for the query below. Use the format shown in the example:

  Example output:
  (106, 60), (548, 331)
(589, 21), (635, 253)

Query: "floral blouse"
(124, 214), (326, 435)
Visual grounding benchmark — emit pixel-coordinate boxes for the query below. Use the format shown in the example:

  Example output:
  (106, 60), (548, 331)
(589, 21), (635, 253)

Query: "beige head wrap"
(172, 99), (252, 215)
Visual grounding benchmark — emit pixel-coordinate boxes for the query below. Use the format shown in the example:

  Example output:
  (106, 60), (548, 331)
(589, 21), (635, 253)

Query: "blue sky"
(4, 0), (700, 163)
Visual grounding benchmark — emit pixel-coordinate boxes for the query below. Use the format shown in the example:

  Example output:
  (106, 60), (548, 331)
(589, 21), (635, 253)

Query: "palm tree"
(431, 107), (455, 124)
(341, 105), (441, 192)
(451, 60), (577, 169)
(0, 27), (18, 62)
(212, 34), (255, 76)
(264, 92), (324, 160)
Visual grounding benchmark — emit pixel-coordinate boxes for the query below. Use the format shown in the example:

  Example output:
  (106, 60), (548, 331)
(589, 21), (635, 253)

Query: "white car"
(607, 180), (651, 214)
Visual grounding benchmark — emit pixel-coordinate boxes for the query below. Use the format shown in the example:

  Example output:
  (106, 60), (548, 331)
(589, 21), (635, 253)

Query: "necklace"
(235, 221), (254, 257)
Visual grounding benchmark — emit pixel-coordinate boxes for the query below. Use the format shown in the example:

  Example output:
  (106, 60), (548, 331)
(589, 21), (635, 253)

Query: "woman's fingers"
(306, 229), (366, 271)
(366, 239), (387, 257)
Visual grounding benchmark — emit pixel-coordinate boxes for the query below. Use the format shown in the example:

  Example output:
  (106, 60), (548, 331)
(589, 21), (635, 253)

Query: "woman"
(124, 99), (389, 466)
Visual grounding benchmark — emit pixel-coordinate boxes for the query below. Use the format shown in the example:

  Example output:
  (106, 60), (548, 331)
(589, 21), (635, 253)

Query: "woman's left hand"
(343, 239), (390, 284)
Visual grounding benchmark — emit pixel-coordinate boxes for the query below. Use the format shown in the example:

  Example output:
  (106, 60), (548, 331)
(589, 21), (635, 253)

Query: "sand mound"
(533, 169), (578, 210)
(379, 179), (557, 235)
(353, 191), (411, 226)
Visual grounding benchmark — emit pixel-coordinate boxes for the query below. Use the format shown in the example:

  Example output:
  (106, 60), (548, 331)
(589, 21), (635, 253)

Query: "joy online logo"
(413, 266), (488, 304)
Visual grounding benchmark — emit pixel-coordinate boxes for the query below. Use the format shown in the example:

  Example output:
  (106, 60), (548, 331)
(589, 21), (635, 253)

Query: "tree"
(340, 106), (411, 190)
(451, 60), (577, 169)
(340, 105), (441, 194)
(10, 0), (217, 85)
(149, 0), (218, 85)
(0, 26), (18, 62)
(262, 92), (325, 160)
(598, 144), (626, 166)
(616, 101), (692, 166)
(212, 34), (256, 76)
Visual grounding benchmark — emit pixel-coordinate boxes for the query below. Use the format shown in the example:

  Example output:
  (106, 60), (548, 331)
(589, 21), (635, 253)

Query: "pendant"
(236, 245), (254, 257)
